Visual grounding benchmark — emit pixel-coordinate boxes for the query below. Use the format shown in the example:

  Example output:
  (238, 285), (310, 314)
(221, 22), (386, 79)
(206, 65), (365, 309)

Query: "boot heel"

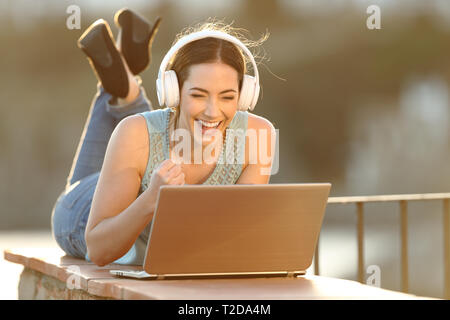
(115, 8), (161, 75)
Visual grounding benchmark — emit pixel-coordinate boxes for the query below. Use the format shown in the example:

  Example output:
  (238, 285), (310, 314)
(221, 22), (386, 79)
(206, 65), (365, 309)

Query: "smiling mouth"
(195, 119), (223, 133)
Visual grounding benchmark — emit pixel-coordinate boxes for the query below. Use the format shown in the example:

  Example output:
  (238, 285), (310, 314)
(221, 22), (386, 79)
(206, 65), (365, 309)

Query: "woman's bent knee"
(51, 174), (98, 259)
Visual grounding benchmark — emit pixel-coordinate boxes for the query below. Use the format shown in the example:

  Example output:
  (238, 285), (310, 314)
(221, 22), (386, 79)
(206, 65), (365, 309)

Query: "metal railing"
(314, 192), (450, 298)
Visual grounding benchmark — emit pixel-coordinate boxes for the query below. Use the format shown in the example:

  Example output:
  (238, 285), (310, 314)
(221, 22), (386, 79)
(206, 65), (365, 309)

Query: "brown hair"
(167, 19), (269, 131)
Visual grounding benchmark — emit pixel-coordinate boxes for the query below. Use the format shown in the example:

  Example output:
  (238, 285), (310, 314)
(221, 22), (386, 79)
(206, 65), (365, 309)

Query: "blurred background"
(1, 0), (450, 299)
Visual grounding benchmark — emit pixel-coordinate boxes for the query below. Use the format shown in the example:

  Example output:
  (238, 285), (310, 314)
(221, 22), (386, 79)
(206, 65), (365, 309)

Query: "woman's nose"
(203, 98), (221, 118)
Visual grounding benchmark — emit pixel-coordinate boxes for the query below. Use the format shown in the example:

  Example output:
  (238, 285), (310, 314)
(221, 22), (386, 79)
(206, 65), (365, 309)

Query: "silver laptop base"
(110, 269), (306, 280)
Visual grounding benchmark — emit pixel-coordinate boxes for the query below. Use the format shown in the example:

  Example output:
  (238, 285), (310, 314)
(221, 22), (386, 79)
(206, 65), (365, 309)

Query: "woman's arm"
(84, 115), (155, 266)
(236, 115), (276, 184)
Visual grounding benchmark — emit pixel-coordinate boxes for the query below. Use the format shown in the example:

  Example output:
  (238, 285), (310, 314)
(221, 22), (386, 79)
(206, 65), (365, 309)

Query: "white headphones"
(156, 30), (260, 111)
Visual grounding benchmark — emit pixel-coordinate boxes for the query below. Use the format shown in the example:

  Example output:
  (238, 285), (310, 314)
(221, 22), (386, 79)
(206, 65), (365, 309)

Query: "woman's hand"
(142, 159), (185, 206)
(150, 159), (185, 186)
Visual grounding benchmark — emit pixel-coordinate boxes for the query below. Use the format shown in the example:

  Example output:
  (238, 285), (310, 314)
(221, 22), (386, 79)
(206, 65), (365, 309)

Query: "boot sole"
(78, 19), (129, 98)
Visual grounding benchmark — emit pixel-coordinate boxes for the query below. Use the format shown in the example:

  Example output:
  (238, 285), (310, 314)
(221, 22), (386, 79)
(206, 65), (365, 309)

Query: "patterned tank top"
(136, 107), (248, 244)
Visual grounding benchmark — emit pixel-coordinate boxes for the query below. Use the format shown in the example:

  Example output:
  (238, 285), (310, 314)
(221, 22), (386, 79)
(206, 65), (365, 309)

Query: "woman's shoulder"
(114, 112), (162, 178)
(247, 112), (275, 132)
(114, 113), (148, 139)
(117, 107), (171, 151)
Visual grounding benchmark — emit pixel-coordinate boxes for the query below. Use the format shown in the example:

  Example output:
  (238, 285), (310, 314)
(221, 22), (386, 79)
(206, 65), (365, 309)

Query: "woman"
(51, 9), (276, 267)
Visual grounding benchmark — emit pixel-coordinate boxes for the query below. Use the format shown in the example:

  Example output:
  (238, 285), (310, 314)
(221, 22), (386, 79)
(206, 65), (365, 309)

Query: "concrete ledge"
(18, 268), (110, 300)
(4, 248), (431, 300)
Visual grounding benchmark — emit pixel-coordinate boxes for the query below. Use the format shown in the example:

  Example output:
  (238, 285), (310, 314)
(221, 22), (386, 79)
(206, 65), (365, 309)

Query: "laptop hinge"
(287, 271), (305, 278)
(287, 272), (296, 278)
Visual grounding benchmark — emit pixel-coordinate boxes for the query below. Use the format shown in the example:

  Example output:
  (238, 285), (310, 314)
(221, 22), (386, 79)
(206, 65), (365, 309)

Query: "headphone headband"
(157, 30), (260, 110)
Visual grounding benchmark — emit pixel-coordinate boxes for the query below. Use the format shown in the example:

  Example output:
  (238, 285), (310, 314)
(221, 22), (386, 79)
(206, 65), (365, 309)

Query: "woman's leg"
(52, 80), (152, 262)
(65, 78), (152, 189)
(52, 12), (160, 263)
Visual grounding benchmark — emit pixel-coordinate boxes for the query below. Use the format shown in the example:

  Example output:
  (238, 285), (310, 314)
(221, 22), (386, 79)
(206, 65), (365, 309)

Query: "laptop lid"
(143, 183), (331, 276)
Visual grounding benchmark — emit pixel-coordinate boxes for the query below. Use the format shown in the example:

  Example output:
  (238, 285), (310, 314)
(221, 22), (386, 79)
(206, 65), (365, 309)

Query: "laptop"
(110, 183), (331, 280)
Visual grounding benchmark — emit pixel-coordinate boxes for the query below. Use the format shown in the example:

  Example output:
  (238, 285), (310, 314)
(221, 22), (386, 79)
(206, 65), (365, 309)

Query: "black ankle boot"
(114, 8), (161, 75)
(78, 19), (129, 98)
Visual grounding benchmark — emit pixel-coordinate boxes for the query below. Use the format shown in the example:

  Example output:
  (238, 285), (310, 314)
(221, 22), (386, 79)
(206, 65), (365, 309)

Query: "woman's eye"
(190, 94), (234, 100)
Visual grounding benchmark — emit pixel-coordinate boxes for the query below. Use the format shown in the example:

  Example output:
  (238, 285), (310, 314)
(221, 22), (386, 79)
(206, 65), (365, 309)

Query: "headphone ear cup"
(156, 78), (164, 106)
(164, 70), (180, 108)
(238, 75), (256, 111)
(249, 82), (260, 111)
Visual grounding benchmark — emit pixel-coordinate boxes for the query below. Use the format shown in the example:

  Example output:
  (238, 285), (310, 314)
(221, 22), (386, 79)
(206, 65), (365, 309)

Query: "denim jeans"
(51, 82), (152, 265)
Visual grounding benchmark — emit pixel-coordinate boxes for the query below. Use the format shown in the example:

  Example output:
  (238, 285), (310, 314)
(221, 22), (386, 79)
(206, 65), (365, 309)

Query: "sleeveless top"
(136, 107), (248, 246)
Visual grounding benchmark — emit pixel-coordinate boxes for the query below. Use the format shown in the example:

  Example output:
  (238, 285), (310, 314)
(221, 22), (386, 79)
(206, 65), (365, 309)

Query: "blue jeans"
(51, 82), (152, 264)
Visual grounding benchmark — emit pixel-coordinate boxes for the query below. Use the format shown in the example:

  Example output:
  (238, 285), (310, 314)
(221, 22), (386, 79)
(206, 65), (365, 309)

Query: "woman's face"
(177, 61), (239, 148)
